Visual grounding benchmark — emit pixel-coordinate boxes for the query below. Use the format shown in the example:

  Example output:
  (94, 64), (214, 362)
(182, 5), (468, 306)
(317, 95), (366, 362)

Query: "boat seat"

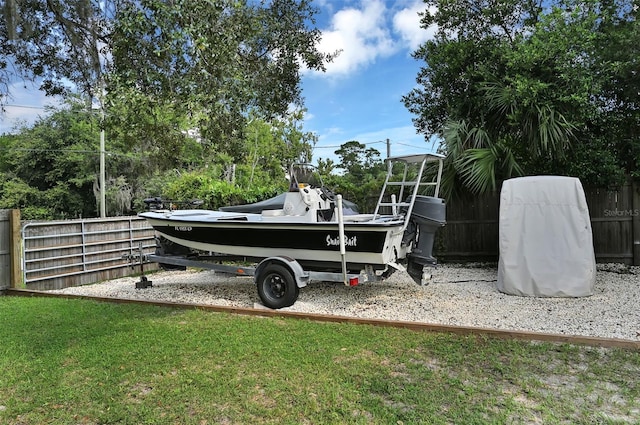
(262, 209), (285, 217)
(341, 214), (375, 222)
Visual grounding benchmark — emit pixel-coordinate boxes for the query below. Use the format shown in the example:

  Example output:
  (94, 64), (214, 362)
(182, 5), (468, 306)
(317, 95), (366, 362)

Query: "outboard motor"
(405, 195), (446, 284)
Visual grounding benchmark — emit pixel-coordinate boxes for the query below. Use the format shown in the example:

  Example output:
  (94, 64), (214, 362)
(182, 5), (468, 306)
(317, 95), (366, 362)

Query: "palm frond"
(534, 105), (574, 155)
(499, 144), (524, 177)
(455, 147), (499, 194)
(480, 81), (515, 119)
(454, 142), (523, 195)
(465, 126), (492, 149)
(441, 119), (468, 157)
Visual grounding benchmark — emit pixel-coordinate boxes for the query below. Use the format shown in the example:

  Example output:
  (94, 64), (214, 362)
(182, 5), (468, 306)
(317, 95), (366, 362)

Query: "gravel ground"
(49, 263), (640, 341)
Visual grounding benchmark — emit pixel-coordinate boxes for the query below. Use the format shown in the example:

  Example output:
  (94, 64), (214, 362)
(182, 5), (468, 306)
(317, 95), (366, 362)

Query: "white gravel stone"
(49, 264), (640, 341)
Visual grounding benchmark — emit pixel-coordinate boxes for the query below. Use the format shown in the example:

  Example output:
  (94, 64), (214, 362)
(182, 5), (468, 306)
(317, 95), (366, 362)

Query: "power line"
(2, 104), (48, 110)
(2, 103), (102, 115)
(395, 141), (430, 149)
(0, 147), (134, 157)
(313, 140), (386, 150)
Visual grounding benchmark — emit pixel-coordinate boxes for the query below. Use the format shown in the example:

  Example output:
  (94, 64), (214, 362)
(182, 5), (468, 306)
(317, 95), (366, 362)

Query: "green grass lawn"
(0, 296), (638, 424)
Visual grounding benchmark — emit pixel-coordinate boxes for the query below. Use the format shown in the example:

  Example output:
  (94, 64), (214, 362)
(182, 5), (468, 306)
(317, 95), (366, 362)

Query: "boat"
(139, 153), (446, 308)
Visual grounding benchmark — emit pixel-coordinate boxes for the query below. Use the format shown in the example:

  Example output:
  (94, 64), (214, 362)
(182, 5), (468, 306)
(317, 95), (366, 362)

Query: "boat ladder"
(372, 154), (444, 232)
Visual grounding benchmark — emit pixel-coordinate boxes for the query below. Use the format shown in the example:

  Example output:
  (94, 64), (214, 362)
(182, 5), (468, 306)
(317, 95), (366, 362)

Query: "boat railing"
(372, 153), (444, 232)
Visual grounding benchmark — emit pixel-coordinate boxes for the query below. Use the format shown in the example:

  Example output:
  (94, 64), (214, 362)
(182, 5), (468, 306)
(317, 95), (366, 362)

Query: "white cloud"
(310, 0), (398, 78)
(307, 0), (439, 78)
(317, 126), (345, 142)
(0, 82), (60, 134)
(392, 1), (437, 51)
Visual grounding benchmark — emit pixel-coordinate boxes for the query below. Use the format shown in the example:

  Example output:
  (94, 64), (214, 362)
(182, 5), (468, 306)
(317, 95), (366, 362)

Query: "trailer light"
(349, 277), (359, 286)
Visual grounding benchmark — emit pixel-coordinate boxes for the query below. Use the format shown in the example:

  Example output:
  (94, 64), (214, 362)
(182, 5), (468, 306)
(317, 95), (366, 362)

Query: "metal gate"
(22, 216), (157, 290)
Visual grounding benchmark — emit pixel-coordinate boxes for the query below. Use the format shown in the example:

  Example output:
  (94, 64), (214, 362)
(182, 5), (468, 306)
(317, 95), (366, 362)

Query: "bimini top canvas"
(497, 176), (596, 297)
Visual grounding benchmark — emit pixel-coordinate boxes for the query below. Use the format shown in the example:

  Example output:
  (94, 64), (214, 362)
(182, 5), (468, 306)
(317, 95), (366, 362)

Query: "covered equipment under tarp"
(497, 176), (596, 297)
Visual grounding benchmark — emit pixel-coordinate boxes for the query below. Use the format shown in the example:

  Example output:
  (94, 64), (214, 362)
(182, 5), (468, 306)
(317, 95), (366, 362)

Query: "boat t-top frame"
(373, 153), (444, 226)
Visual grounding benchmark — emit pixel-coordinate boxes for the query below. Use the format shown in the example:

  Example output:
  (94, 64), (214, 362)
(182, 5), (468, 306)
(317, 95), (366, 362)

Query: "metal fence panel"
(22, 216), (157, 290)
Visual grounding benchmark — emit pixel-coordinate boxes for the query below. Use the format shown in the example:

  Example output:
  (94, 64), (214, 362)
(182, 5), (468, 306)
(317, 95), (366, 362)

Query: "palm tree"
(439, 81), (575, 198)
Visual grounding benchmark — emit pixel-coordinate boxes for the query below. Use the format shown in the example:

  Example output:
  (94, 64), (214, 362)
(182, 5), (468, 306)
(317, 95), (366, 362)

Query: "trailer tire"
(256, 263), (299, 309)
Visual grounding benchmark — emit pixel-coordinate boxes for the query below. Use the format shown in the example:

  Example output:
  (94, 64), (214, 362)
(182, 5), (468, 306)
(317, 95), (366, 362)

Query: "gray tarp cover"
(497, 176), (596, 297)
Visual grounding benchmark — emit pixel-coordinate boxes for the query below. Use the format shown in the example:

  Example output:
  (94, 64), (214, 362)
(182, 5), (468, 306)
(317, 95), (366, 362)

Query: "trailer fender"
(255, 256), (310, 288)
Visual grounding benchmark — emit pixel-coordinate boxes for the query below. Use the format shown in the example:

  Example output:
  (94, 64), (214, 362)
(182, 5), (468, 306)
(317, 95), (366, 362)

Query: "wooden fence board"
(22, 216), (158, 290)
(0, 210), (10, 290)
(436, 192), (500, 262)
(632, 181), (640, 265)
(435, 183), (639, 265)
(9, 210), (21, 288)
(586, 185), (634, 263)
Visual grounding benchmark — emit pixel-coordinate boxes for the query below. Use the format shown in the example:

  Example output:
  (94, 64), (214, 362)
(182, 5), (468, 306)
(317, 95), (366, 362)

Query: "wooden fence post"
(633, 181), (640, 266)
(9, 209), (22, 288)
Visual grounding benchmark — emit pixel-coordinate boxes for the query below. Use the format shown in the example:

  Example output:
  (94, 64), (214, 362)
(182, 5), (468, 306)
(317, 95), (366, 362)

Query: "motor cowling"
(405, 196), (446, 284)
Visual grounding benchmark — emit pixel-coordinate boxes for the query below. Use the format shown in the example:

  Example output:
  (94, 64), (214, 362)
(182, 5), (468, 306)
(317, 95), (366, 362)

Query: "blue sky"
(302, 0), (438, 162)
(0, 0), (438, 161)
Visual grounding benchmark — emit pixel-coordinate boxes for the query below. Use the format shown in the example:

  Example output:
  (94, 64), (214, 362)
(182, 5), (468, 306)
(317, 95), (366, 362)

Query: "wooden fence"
(0, 210), (21, 291)
(0, 210), (11, 290)
(21, 216), (158, 290)
(1, 180), (638, 291)
(436, 182), (640, 265)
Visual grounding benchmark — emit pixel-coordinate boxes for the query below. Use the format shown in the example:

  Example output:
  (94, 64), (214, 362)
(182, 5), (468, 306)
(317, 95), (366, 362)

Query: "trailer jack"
(135, 275), (152, 289)
(123, 242), (153, 289)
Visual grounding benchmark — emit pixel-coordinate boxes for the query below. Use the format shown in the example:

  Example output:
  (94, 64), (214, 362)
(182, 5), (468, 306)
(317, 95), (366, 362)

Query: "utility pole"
(100, 120), (106, 218)
(97, 85), (106, 218)
(386, 138), (391, 158)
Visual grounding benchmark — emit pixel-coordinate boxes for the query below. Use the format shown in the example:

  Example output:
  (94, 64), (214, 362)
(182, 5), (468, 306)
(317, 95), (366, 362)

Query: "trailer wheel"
(256, 263), (299, 309)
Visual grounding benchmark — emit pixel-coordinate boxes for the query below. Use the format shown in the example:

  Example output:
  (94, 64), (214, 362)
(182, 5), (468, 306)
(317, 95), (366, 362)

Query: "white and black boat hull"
(142, 213), (406, 272)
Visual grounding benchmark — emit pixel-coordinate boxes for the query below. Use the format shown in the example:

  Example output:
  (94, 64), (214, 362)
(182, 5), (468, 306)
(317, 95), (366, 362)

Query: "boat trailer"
(134, 154), (445, 309)
(138, 251), (396, 309)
